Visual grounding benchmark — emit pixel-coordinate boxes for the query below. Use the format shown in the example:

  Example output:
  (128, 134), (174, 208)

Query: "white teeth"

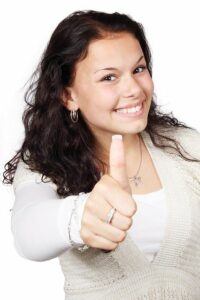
(116, 104), (142, 114)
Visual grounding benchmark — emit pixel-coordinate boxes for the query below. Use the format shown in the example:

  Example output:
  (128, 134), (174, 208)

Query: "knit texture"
(58, 127), (200, 299)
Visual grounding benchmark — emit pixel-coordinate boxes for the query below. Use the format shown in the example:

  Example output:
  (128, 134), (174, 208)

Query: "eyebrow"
(94, 55), (144, 73)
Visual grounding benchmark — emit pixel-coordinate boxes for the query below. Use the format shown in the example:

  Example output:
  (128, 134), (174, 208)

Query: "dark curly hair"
(2, 10), (200, 198)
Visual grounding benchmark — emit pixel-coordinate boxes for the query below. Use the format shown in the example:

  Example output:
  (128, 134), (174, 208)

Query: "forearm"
(11, 182), (89, 261)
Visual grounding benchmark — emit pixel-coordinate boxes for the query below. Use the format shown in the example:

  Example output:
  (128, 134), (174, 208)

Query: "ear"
(61, 87), (79, 111)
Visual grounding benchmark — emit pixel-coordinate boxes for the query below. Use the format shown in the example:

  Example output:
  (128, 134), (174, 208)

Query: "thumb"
(109, 134), (132, 195)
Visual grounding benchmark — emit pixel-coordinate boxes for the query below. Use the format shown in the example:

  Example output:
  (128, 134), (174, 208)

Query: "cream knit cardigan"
(11, 126), (200, 299)
(57, 127), (200, 299)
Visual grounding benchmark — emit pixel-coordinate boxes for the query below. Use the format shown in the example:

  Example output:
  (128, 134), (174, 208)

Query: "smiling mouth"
(113, 101), (145, 118)
(113, 98), (146, 111)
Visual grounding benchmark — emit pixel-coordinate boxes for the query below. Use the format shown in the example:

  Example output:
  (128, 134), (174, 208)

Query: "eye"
(134, 65), (147, 74)
(101, 74), (116, 81)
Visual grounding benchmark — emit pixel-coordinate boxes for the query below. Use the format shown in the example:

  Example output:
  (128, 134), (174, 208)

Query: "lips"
(114, 99), (145, 111)
(113, 101), (145, 118)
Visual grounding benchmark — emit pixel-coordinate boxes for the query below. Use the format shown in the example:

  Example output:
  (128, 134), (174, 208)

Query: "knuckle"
(118, 230), (126, 242)
(128, 203), (137, 217)
(80, 228), (88, 242)
(126, 217), (133, 228)
(81, 214), (90, 228)
(106, 243), (116, 251)
(81, 215), (86, 226)
(85, 199), (93, 211)
(112, 242), (119, 250)
(86, 234), (93, 244)
(107, 241), (119, 251)
(132, 202), (138, 214)
(82, 210), (95, 229)
(83, 230), (94, 245)
(83, 216), (91, 228)
(95, 181), (106, 193)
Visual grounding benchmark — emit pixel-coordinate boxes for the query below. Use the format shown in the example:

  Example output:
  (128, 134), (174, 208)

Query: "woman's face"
(64, 32), (154, 142)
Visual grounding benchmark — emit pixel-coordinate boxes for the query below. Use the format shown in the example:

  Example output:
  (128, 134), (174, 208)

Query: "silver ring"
(105, 207), (116, 224)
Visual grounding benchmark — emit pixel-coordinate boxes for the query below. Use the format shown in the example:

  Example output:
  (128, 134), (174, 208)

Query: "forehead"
(75, 32), (143, 73)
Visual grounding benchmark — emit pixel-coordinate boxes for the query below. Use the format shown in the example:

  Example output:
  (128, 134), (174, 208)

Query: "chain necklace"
(128, 134), (142, 187)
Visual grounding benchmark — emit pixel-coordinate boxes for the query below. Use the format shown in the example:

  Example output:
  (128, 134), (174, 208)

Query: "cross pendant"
(129, 175), (142, 187)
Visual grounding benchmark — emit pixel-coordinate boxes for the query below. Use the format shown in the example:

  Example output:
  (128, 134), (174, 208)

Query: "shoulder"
(13, 159), (57, 193)
(170, 126), (200, 160)
(145, 125), (200, 160)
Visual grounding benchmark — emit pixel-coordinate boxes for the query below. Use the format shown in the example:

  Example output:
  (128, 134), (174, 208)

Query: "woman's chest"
(128, 150), (163, 195)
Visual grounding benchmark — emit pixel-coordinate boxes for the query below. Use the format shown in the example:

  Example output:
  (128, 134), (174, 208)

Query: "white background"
(0, 0), (199, 299)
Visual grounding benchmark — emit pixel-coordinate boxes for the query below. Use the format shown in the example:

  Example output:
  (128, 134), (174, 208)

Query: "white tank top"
(130, 187), (167, 262)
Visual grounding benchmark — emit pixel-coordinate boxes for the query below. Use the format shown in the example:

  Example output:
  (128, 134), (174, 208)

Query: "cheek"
(141, 75), (154, 96)
(97, 86), (119, 110)
(148, 78), (154, 94)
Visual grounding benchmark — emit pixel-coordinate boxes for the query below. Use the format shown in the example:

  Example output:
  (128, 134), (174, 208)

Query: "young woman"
(3, 10), (200, 299)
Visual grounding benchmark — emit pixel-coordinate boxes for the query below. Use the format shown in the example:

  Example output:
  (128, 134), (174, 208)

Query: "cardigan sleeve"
(11, 159), (90, 261)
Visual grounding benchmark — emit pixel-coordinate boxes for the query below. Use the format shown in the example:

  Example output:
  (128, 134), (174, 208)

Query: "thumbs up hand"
(80, 135), (137, 251)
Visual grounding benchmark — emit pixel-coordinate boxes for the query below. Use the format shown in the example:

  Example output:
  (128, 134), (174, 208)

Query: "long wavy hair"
(2, 10), (200, 198)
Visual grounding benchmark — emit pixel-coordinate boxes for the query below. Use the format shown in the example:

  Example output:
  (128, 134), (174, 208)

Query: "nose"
(122, 75), (142, 99)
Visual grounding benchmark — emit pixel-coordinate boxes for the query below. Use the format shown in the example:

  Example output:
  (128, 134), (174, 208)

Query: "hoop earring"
(70, 109), (79, 123)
